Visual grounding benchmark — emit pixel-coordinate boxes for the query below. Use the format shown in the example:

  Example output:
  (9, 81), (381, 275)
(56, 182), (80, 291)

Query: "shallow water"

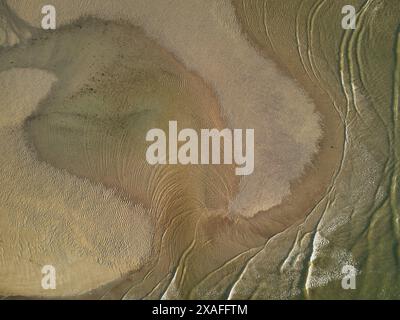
(230, 0), (400, 299)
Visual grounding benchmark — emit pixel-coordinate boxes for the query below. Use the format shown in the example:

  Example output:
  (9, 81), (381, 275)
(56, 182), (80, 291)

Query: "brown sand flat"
(0, 0), (345, 298)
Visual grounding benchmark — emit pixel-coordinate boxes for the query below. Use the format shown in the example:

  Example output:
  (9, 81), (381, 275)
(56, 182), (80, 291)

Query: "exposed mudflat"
(0, 0), (398, 299)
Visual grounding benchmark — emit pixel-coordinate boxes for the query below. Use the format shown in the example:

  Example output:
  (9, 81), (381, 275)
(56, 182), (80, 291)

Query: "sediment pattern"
(0, 0), (398, 299)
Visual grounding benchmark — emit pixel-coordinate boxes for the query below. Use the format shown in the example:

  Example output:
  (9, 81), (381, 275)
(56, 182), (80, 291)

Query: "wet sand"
(0, 0), (350, 299)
